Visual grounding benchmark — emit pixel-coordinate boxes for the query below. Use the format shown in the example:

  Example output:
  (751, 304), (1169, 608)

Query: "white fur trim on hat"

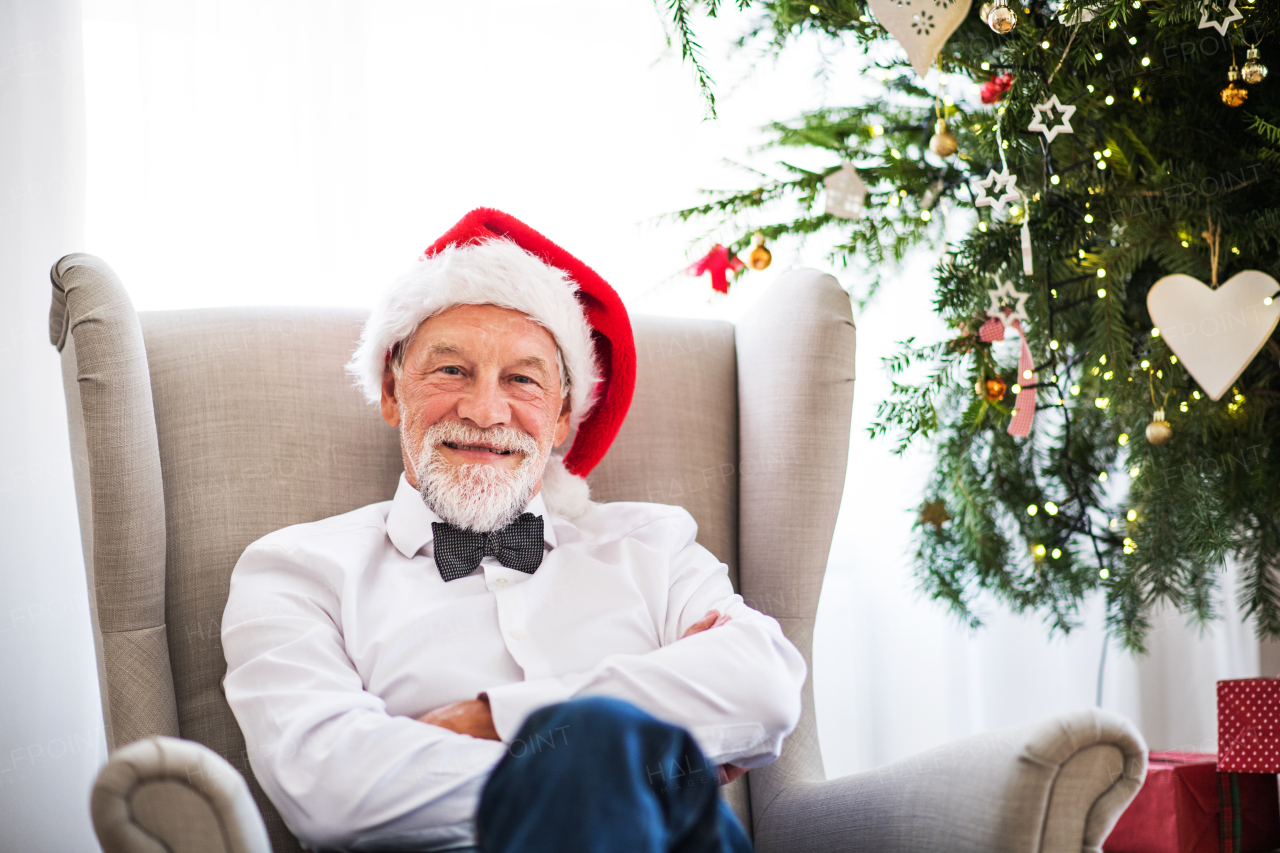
(539, 455), (594, 519)
(347, 238), (600, 430)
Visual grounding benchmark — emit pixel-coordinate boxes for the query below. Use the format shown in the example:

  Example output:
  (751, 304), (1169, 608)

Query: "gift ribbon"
(1219, 771), (1241, 853)
(978, 313), (1036, 438)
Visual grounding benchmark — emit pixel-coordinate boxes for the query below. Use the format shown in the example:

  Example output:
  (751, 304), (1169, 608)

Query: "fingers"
(680, 610), (720, 639)
(680, 609), (733, 639)
(717, 764), (747, 785)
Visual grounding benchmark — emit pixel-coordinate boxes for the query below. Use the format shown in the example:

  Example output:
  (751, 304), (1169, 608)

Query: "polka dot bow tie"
(432, 514), (545, 582)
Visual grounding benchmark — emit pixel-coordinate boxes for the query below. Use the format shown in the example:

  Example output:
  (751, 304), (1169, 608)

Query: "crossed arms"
(221, 510), (805, 850)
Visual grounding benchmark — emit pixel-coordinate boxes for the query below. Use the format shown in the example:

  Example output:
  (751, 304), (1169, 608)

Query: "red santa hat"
(348, 208), (636, 517)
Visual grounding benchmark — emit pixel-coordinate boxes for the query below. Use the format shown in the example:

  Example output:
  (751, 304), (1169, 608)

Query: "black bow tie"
(432, 514), (545, 582)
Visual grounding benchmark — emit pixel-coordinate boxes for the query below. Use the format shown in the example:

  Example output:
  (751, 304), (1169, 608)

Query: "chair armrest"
(91, 736), (272, 853)
(753, 709), (1147, 853)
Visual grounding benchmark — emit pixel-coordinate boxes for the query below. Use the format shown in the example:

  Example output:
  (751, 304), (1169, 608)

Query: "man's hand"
(418, 696), (500, 740)
(679, 610), (743, 785)
(681, 609), (731, 639)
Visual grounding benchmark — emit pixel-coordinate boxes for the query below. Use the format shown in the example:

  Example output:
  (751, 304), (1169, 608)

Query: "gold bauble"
(979, 1), (993, 22)
(929, 119), (958, 157)
(1222, 66), (1248, 107)
(1145, 409), (1172, 445)
(983, 377), (1007, 402)
(1222, 82), (1249, 107)
(748, 245), (772, 271)
(1242, 48), (1268, 84)
(748, 231), (772, 271)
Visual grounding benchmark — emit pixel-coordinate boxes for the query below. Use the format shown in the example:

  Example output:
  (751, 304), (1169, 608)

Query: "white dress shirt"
(222, 474), (806, 852)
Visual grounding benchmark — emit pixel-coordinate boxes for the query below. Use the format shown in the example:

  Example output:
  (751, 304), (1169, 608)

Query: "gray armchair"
(49, 253), (1147, 853)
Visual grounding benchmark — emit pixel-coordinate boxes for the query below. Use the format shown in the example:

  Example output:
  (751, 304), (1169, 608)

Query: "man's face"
(380, 303), (572, 530)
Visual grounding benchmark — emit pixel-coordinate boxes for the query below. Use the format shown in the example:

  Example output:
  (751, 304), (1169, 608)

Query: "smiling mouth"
(443, 442), (516, 456)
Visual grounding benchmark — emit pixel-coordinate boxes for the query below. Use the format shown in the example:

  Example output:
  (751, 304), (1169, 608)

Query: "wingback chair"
(48, 253), (1147, 853)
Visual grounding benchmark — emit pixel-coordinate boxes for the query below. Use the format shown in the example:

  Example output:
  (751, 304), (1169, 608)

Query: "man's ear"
(552, 399), (571, 448)
(380, 363), (401, 427)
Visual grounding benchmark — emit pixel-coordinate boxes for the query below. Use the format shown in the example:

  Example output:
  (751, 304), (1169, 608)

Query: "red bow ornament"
(688, 244), (745, 294)
(980, 73), (1014, 105)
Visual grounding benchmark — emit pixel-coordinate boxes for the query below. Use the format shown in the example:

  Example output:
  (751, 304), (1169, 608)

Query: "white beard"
(409, 419), (549, 532)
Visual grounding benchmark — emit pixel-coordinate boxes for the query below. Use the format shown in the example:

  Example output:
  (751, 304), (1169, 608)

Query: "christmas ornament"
(979, 1), (992, 22)
(979, 280), (1036, 437)
(1199, 0), (1242, 36)
(824, 164), (868, 219)
(866, 0), (974, 77)
(986, 278), (1031, 323)
(919, 499), (952, 530)
(1058, 2), (1102, 24)
(748, 231), (772, 271)
(1242, 47), (1268, 84)
(687, 245), (745, 294)
(929, 118), (958, 157)
(1146, 410), (1172, 445)
(972, 168), (1020, 214)
(1020, 216), (1033, 276)
(986, 0), (1017, 33)
(980, 73), (1014, 104)
(1146, 270), (1280, 400)
(982, 376), (1007, 401)
(1222, 65), (1249, 107)
(1027, 95), (1076, 142)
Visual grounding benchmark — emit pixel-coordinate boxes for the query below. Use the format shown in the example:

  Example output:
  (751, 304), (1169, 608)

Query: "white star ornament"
(1027, 95), (1076, 143)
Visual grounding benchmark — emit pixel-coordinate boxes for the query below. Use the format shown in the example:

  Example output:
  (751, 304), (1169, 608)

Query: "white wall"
(0, 2), (105, 851)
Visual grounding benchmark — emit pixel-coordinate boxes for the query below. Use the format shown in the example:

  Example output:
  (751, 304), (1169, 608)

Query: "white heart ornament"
(1147, 271), (1280, 400)
(869, 0), (973, 77)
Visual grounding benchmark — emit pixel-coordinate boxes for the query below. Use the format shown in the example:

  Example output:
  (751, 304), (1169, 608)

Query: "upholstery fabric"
(91, 736), (271, 853)
(141, 305), (404, 851)
(734, 268), (857, 827)
(588, 314), (740, 586)
(749, 708), (1147, 853)
(49, 254), (177, 750)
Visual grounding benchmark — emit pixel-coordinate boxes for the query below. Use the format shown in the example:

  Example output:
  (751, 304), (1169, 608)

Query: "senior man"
(222, 209), (806, 853)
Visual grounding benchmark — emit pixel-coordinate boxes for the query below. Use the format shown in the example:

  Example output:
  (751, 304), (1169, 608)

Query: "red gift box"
(1218, 679), (1280, 774)
(1104, 752), (1280, 853)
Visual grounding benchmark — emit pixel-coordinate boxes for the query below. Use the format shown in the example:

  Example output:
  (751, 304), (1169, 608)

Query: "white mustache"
(423, 421), (539, 457)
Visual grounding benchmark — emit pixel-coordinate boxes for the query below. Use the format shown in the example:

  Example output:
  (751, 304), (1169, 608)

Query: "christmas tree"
(662, 0), (1280, 650)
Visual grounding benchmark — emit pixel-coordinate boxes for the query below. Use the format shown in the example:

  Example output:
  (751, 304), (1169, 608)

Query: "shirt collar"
(386, 473), (558, 559)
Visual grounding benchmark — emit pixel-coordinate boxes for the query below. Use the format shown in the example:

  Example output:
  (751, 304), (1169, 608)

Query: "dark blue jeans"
(474, 697), (753, 853)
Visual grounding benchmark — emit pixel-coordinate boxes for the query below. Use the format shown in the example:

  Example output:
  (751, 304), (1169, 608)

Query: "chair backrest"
(50, 253), (854, 850)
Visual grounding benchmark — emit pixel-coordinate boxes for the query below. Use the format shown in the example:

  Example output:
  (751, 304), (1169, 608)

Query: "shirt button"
(493, 578), (509, 588)
(509, 628), (526, 641)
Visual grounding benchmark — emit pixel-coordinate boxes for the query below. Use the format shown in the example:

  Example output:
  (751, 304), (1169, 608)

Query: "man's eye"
(510, 375), (532, 384)
(441, 366), (463, 376)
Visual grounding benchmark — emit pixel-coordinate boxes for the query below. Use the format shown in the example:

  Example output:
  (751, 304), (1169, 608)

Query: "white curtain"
(0, 1), (104, 850)
(1, 1), (1267, 848)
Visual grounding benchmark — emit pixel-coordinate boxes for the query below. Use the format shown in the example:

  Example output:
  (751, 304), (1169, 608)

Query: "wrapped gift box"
(1218, 679), (1280, 774)
(1104, 752), (1280, 853)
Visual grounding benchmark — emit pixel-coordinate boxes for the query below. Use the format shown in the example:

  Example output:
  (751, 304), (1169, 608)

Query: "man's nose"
(456, 373), (510, 429)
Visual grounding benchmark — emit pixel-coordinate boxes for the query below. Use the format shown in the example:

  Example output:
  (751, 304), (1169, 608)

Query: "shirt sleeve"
(484, 508), (807, 769)
(221, 539), (507, 852)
